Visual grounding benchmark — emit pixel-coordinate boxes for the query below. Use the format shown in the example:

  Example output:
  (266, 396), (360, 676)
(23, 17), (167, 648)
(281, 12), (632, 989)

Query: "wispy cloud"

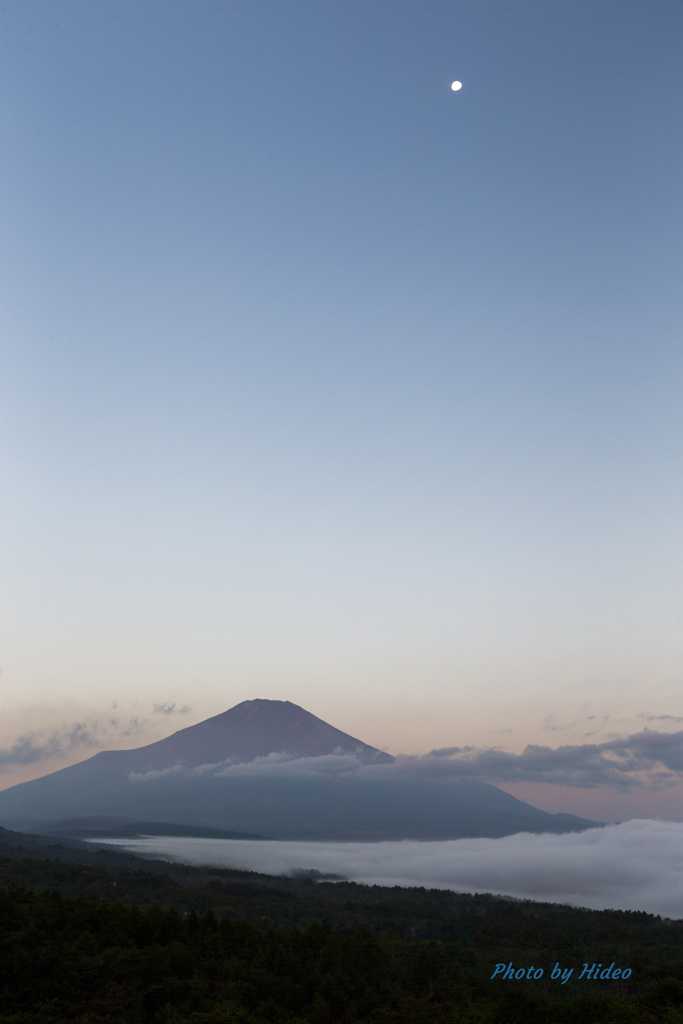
(94, 819), (683, 918)
(0, 715), (148, 770)
(0, 722), (103, 769)
(128, 751), (366, 784)
(153, 703), (192, 715)
(114, 717), (147, 736)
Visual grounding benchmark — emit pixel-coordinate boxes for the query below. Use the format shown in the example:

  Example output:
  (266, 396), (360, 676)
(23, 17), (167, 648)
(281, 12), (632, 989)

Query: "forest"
(0, 827), (681, 1023)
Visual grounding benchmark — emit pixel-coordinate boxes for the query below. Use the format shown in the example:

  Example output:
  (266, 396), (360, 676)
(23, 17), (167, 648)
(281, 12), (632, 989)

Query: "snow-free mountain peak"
(92, 698), (395, 773)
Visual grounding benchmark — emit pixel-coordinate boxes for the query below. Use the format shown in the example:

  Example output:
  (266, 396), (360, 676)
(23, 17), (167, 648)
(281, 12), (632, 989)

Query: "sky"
(1, 1), (682, 818)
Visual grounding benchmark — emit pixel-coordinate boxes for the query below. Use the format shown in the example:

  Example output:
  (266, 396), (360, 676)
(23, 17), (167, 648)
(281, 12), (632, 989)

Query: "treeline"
(0, 831), (681, 1023)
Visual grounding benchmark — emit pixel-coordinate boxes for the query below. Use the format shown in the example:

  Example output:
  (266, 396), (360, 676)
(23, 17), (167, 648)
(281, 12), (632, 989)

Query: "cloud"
(92, 819), (683, 918)
(115, 717), (147, 737)
(124, 730), (683, 792)
(127, 751), (368, 784)
(0, 715), (149, 770)
(213, 751), (366, 778)
(0, 722), (104, 769)
(128, 763), (186, 783)
(425, 729), (683, 791)
(153, 703), (192, 715)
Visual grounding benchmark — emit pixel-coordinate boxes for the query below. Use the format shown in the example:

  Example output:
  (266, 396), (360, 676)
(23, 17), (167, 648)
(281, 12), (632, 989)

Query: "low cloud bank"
(96, 819), (683, 918)
(128, 729), (683, 792)
(128, 751), (367, 784)
(425, 729), (683, 790)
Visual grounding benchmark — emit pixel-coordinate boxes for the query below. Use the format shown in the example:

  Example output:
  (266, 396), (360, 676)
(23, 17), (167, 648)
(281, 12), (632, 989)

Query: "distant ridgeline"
(0, 699), (601, 839)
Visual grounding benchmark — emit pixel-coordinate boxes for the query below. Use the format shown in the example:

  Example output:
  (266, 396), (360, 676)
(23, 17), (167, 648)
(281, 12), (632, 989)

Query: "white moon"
(451, 81), (462, 91)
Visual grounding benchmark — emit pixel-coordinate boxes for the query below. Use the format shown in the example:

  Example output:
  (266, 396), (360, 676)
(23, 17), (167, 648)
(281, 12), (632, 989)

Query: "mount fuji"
(0, 699), (601, 840)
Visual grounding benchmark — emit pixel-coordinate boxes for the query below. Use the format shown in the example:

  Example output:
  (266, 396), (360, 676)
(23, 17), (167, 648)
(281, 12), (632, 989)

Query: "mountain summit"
(98, 699), (394, 772)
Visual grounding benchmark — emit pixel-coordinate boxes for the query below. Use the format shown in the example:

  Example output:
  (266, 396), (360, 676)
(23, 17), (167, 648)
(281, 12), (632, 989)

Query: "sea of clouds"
(95, 818), (683, 918)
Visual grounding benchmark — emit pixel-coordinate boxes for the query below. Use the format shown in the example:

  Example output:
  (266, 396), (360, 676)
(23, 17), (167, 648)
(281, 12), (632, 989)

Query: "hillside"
(0, 826), (680, 1024)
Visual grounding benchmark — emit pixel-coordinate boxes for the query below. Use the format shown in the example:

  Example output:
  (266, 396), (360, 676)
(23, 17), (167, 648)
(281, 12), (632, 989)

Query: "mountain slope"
(83, 699), (395, 773)
(0, 699), (601, 839)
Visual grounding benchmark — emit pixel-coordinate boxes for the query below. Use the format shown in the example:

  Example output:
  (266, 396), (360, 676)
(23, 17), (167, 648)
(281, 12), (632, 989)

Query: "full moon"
(451, 81), (462, 91)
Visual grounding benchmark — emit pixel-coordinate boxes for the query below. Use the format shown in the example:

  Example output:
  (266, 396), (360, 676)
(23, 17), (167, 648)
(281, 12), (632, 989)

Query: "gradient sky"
(1, 1), (682, 816)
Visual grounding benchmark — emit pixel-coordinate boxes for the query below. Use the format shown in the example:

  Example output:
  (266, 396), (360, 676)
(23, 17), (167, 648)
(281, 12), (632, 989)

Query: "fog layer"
(95, 819), (683, 918)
